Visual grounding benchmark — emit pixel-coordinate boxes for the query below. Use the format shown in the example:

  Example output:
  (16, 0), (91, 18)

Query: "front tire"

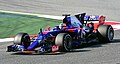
(14, 33), (31, 48)
(97, 25), (114, 43)
(55, 33), (72, 52)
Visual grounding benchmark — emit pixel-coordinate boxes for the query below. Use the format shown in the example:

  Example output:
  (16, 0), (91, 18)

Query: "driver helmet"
(59, 23), (66, 29)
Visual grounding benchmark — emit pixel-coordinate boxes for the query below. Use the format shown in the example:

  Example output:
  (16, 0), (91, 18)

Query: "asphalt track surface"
(0, 0), (120, 64)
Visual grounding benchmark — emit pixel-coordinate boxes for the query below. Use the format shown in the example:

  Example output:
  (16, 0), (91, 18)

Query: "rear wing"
(62, 13), (105, 25)
(75, 13), (105, 25)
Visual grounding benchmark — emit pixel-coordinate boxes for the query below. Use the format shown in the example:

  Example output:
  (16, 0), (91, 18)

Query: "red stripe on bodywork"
(104, 22), (120, 25)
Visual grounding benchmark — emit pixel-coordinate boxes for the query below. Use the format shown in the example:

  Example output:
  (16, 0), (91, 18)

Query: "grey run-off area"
(0, 0), (120, 21)
(0, 0), (120, 64)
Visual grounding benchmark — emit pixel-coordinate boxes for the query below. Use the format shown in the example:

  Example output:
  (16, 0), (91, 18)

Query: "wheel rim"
(22, 35), (30, 48)
(63, 35), (72, 51)
(108, 27), (114, 41)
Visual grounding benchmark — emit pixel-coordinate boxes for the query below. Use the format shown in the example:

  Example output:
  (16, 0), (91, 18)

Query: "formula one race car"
(7, 13), (114, 54)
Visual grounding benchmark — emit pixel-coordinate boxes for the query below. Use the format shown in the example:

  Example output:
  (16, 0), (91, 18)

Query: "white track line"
(111, 25), (120, 30)
(0, 10), (64, 20)
(0, 38), (14, 42)
(0, 10), (119, 22)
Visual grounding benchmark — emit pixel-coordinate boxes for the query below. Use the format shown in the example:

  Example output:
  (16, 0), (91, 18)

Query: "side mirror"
(38, 28), (43, 35)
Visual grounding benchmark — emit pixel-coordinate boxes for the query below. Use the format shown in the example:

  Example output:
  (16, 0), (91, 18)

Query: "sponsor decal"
(52, 45), (59, 52)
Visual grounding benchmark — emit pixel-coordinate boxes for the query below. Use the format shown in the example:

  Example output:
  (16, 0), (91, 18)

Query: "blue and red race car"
(7, 13), (114, 54)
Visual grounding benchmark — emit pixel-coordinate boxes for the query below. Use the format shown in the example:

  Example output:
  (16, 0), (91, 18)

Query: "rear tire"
(97, 25), (114, 43)
(14, 33), (30, 48)
(55, 33), (72, 52)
